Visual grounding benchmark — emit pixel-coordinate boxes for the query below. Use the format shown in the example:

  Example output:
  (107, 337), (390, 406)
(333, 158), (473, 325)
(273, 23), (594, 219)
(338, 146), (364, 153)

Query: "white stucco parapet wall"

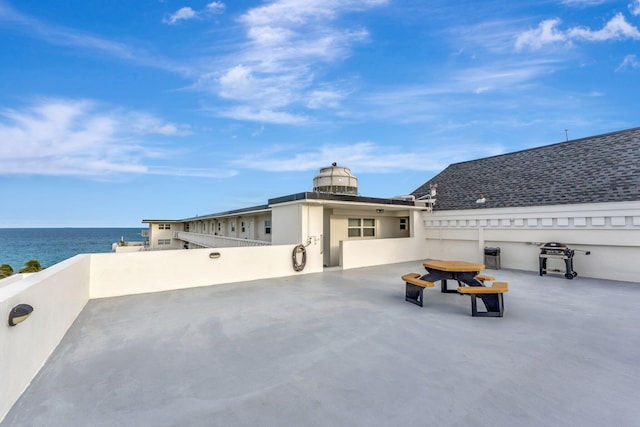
(423, 201), (640, 233)
(420, 201), (640, 282)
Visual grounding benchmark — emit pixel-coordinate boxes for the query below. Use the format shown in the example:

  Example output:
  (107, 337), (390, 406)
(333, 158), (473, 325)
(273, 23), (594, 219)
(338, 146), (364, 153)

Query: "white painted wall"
(328, 213), (385, 267)
(0, 255), (91, 422)
(271, 203), (301, 245)
(270, 202), (325, 248)
(90, 243), (323, 299)
(423, 201), (640, 282)
(340, 210), (429, 269)
(238, 218), (251, 239)
(323, 208), (332, 267)
(113, 243), (146, 253)
(329, 216), (348, 267)
(330, 208), (423, 267)
(377, 215), (410, 238)
(148, 223), (181, 250)
(255, 214), (272, 242)
(340, 237), (428, 269)
(0, 274), (33, 288)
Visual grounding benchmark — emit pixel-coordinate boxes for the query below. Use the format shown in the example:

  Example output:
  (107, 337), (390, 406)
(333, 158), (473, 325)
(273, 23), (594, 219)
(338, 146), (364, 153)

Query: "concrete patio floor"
(3, 262), (640, 427)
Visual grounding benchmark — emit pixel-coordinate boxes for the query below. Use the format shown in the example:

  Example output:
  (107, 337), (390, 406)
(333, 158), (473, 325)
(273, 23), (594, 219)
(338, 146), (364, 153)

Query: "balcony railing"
(174, 231), (271, 248)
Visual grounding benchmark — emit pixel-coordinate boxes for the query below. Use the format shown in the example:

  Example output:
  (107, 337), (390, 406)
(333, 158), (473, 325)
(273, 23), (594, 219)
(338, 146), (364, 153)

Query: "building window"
(158, 239), (171, 245)
(218, 223), (221, 232)
(400, 218), (408, 230)
(241, 221), (245, 233)
(231, 221), (235, 232)
(348, 218), (375, 238)
(184, 224), (189, 232)
(265, 220), (271, 234)
(158, 223), (171, 230)
(348, 218), (361, 237)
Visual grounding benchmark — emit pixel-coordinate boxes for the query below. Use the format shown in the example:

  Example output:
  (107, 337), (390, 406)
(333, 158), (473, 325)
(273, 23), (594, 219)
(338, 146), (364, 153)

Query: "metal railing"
(174, 231), (271, 248)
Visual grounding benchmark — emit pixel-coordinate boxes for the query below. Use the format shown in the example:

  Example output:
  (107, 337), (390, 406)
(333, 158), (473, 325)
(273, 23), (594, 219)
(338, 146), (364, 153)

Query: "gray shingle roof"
(411, 127), (640, 210)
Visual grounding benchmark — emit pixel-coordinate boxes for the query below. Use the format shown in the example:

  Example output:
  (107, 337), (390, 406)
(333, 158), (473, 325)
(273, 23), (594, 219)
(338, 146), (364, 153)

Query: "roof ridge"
(448, 126), (640, 167)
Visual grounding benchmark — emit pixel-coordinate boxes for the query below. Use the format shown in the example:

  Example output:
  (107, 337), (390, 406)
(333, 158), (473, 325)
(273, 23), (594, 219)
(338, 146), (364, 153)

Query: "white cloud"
(127, 113), (192, 136)
(353, 57), (561, 124)
(228, 142), (413, 172)
(239, 0), (387, 27)
(228, 140), (502, 174)
(0, 3), (191, 75)
(2, 1), (383, 125)
(217, 106), (308, 125)
(0, 98), (216, 177)
(207, 2), (225, 13)
(207, 1), (387, 123)
(163, 7), (197, 25)
(145, 166), (236, 178)
(568, 13), (640, 41)
(307, 89), (344, 109)
(1, 3), (136, 58)
(515, 18), (569, 50)
(246, 25), (294, 45)
(616, 54), (640, 70)
(218, 65), (258, 100)
(515, 13), (640, 51)
(454, 61), (557, 93)
(163, 2), (225, 25)
(630, 0), (640, 15)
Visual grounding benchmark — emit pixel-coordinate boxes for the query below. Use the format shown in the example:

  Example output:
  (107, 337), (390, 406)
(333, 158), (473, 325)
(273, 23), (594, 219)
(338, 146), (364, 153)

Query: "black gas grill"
(539, 242), (591, 279)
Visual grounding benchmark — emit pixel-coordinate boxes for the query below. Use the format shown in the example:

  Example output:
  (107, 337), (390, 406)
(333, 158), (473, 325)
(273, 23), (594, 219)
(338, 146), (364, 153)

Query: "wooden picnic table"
(422, 260), (485, 293)
(420, 260), (501, 313)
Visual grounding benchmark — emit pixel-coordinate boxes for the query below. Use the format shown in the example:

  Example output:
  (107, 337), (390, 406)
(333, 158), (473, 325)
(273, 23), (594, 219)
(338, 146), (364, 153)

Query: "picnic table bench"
(402, 273), (435, 307)
(457, 282), (509, 317)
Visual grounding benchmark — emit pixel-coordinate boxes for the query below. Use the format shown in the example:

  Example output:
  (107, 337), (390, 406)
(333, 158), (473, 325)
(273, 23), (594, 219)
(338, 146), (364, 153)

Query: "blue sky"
(1, 0), (639, 227)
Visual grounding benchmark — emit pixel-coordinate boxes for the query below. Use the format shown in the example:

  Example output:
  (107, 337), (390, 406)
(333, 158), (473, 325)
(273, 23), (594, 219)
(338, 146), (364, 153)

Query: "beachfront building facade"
(143, 128), (640, 281)
(143, 163), (430, 269)
(144, 192), (425, 268)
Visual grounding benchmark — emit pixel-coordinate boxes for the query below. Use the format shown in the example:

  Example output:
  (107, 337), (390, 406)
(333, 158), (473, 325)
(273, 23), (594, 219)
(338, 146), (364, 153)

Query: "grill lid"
(541, 242), (568, 249)
(540, 242), (571, 256)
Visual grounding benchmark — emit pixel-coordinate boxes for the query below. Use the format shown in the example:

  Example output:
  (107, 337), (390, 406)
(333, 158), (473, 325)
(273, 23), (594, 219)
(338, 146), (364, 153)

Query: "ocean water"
(0, 228), (146, 270)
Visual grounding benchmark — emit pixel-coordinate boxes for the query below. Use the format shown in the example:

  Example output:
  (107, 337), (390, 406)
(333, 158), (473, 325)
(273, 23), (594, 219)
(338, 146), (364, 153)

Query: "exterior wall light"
(8, 304), (34, 327)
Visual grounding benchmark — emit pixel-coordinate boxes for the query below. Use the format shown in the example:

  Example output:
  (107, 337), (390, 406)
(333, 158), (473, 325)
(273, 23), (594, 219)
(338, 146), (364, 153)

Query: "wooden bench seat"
(475, 274), (496, 284)
(402, 273), (435, 288)
(458, 281), (508, 294)
(457, 282), (508, 317)
(402, 273), (435, 307)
